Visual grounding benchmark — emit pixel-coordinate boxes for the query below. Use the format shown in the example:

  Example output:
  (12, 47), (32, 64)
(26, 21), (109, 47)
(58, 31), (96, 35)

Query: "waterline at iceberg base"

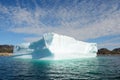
(13, 33), (97, 60)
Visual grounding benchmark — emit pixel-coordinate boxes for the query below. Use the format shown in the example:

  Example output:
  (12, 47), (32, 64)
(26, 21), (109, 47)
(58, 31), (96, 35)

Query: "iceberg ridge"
(13, 33), (97, 60)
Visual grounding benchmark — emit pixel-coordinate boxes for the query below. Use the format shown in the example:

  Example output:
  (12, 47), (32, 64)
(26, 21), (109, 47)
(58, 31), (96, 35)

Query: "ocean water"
(0, 56), (120, 80)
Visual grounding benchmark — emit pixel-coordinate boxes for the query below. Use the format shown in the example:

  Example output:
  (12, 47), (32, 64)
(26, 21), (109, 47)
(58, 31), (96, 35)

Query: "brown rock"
(112, 48), (120, 54)
(97, 48), (111, 55)
(0, 45), (14, 53)
(97, 48), (120, 56)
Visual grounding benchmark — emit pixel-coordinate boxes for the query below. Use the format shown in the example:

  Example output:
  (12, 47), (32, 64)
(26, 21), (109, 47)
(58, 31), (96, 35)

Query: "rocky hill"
(0, 45), (14, 56)
(97, 48), (120, 56)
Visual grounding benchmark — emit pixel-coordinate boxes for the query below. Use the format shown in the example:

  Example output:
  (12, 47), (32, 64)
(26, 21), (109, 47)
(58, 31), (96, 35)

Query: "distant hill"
(0, 45), (14, 53)
(97, 48), (120, 56)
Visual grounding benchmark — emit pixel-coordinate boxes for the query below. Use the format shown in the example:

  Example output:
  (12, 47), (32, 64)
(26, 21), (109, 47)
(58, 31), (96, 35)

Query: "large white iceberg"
(13, 33), (97, 60)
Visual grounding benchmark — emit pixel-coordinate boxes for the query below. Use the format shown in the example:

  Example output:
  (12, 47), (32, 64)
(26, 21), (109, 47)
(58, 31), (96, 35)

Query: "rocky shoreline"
(0, 53), (12, 56)
(0, 45), (120, 56)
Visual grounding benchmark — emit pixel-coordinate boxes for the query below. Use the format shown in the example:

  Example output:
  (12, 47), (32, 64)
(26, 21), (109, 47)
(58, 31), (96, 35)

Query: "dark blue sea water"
(0, 56), (120, 80)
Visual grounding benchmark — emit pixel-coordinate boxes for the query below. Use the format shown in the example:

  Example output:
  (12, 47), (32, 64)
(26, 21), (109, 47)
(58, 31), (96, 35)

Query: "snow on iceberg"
(13, 33), (97, 60)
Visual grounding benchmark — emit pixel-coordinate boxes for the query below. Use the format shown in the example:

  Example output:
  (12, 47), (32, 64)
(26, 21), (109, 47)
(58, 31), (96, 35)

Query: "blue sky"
(0, 0), (120, 49)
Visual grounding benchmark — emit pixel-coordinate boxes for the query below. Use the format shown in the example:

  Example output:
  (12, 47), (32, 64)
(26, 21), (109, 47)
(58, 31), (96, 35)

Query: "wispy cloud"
(0, 0), (120, 49)
(98, 37), (120, 49)
(10, 5), (120, 39)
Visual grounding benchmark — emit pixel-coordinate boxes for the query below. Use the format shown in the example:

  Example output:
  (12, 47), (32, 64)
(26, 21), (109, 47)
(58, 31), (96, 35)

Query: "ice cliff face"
(13, 33), (97, 60)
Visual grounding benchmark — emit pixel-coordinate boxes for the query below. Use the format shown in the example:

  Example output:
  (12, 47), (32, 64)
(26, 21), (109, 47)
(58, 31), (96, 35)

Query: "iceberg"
(13, 33), (97, 60)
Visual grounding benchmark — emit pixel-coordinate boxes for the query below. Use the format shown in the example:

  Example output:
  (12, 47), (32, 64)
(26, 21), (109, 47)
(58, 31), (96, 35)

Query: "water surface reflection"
(0, 57), (120, 79)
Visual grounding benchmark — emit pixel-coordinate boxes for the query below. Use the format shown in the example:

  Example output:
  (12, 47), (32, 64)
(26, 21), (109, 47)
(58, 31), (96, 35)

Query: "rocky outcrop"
(112, 48), (120, 54)
(97, 48), (120, 56)
(0, 45), (14, 53)
(97, 48), (111, 55)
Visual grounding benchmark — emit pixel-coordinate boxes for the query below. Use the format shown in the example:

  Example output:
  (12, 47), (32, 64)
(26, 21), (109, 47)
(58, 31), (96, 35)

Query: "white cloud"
(0, 4), (9, 14)
(10, 9), (120, 41)
(98, 42), (120, 50)
(0, 0), (120, 49)
(24, 37), (42, 42)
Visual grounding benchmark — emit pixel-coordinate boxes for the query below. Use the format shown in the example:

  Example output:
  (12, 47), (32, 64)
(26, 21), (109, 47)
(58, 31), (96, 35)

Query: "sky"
(0, 0), (120, 50)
